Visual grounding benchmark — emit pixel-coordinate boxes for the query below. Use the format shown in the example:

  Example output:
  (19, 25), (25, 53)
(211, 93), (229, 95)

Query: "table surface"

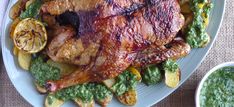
(1, 0), (233, 107)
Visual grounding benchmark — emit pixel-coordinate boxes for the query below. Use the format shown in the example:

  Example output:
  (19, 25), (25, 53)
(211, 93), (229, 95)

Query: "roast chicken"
(41, 0), (190, 91)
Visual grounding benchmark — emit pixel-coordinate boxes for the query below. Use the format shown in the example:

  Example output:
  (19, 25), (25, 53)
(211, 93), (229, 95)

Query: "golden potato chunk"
(165, 69), (181, 88)
(74, 99), (94, 107)
(103, 79), (116, 89)
(9, 0), (25, 19)
(117, 89), (137, 106)
(45, 94), (64, 107)
(35, 82), (47, 94)
(18, 50), (31, 70)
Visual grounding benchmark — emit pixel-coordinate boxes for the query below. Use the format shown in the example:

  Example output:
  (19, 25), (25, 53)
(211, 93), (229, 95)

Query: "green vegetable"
(203, 3), (213, 18)
(142, 65), (162, 85)
(200, 67), (234, 107)
(87, 83), (112, 101)
(111, 71), (138, 96)
(186, 1), (213, 48)
(163, 59), (179, 73)
(29, 56), (60, 87)
(20, 0), (42, 19)
(54, 84), (93, 102)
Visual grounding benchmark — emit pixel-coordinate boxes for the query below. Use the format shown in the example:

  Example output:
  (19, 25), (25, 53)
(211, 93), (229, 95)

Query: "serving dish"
(195, 62), (234, 107)
(1, 0), (226, 107)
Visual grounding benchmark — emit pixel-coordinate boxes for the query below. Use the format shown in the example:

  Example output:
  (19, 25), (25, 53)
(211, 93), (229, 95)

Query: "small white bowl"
(195, 62), (234, 107)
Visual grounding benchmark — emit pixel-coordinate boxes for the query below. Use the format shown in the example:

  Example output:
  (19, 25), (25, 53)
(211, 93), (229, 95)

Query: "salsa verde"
(53, 70), (137, 102)
(111, 71), (138, 96)
(142, 65), (162, 85)
(54, 84), (93, 102)
(163, 59), (179, 73)
(29, 56), (61, 87)
(200, 67), (234, 107)
(29, 56), (178, 103)
(186, 0), (213, 48)
(86, 83), (112, 101)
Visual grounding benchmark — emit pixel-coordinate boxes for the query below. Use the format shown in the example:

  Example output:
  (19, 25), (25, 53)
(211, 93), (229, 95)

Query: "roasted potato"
(47, 59), (77, 76)
(128, 67), (142, 81)
(9, 0), (26, 19)
(165, 68), (181, 88)
(116, 89), (137, 106)
(96, 95), (113, 107)
(35, 82), (47, 94)
(18, 50), (31, 70)
(13, 46), (19, 56)
(45, 94), (64, 107)
(103, 78), (116, 89)
(74, 99), (94, 107)
(9, 18), (21, 39)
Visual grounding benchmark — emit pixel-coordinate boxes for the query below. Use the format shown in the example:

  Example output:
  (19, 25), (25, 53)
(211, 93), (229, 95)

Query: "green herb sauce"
(200, 67), (234, 107)
(111, 71), (138, 96)
(163, 59), (179, 73)
(30, 57), (112, 103)
(186, 0), (213, 48)
(142, 65), (162, 85)
(29, 56), (60, 86)
(87, 83), (112, 101)
(20, 0), (42, 19)
(54, 84), (93, 102)
(53, 83), (112, 102)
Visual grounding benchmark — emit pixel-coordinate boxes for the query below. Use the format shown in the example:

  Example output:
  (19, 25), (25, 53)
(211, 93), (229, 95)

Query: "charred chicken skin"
(42, 0), (188, 92)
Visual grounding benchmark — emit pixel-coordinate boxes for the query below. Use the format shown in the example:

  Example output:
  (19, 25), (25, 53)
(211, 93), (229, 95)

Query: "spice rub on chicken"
(42, 0), (189, 91)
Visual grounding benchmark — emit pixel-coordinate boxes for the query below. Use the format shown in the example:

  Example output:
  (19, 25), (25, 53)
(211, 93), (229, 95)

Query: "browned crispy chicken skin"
(132, 38), (191, 67)
(42, 0), (188, 91)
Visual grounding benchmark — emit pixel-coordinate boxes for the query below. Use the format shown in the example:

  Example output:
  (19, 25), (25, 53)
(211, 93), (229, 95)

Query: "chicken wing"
(132, 38), (191, 67)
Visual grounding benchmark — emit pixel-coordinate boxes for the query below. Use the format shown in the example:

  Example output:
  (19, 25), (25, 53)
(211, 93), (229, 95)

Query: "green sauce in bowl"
(199, 67), (234, 107)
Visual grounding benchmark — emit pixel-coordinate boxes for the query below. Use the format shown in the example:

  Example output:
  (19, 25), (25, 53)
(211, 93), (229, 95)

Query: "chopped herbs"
(87, 83), (112, 101)
(200, 67), (234, 107)
(163, 59), (179, 73)
(186, 1), (213, 48)
(142, 65), (162, 85)
(54, 84), (93, 102)
(29, 56), (60, 87)
(111, 71), (138, 96)
(20, 0), (42, 19)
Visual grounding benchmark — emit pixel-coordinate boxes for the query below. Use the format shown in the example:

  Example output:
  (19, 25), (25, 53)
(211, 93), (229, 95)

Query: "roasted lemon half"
(13, 18), (47, 53)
